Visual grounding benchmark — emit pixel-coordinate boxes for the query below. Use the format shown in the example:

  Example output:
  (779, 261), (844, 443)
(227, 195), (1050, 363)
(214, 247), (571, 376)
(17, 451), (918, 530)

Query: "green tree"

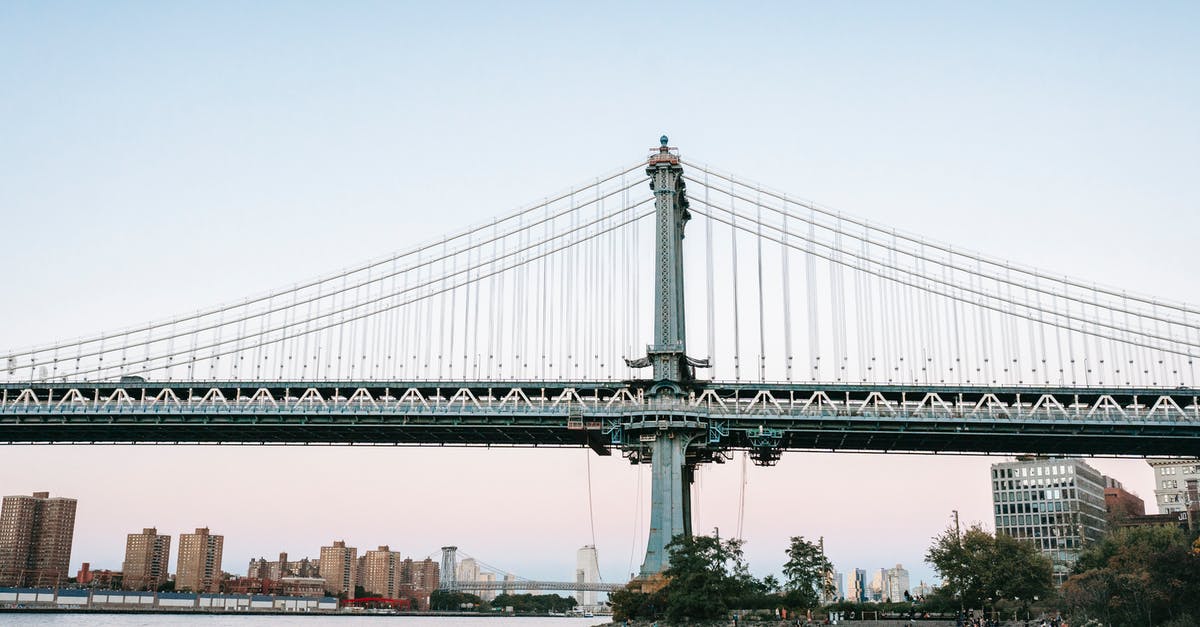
(660, 533), (753, 622)
(1064, 525), (1200, 626)
(610, 587), (667, 622)
(991, 532), (1055, 602)
(781, 535), (835, 610)
(925, 522), (1052, 611)
(428, 589), (484, 611)
(491, 593), (576, 614)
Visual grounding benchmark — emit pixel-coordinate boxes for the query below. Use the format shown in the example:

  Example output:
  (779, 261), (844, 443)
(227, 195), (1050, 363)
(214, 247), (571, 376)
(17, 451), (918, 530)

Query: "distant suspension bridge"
(435, 546), (622, 594)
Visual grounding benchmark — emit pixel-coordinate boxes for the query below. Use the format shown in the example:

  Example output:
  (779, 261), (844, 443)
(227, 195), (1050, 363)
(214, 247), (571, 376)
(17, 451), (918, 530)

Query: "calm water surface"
(0, 616), (609, 627)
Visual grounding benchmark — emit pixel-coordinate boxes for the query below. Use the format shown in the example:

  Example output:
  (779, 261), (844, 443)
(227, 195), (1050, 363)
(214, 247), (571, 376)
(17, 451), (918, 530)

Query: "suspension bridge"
(3, 137), (1199, 577)
(435, 547), (621, 594)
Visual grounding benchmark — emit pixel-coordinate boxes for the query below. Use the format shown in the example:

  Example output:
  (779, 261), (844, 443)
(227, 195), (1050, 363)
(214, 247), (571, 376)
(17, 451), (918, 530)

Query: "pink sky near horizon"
(0, 445), (1161, 587)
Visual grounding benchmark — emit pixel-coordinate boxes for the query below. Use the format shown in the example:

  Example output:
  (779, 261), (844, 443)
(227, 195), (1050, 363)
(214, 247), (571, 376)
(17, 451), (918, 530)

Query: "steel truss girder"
(1, 380), (1200, 455)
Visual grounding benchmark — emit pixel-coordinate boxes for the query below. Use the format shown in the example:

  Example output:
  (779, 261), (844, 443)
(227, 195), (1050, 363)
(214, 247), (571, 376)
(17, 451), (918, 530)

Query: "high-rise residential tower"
(362, 545), (403, 599)
(175, 527), (223, 592)
(404, 557), (439, 592)
(991, 457), (1109, 584)
(0, 492), (77, 587)
(401, 557), (439, 610)
(575, 545), (601, 609)
(122, 527), (171, 591)
(320, 540), (358, 599)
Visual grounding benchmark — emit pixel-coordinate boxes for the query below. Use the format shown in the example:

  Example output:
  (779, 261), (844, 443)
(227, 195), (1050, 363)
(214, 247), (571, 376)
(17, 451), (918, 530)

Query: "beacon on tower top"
(648, 134), (679, 166)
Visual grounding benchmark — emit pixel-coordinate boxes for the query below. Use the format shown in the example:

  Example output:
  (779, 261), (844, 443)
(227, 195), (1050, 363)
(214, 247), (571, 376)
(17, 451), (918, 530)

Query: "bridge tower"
(626, 136), (709, 577)
(440, 546), (458, 591)
(646, 135), (692, 386)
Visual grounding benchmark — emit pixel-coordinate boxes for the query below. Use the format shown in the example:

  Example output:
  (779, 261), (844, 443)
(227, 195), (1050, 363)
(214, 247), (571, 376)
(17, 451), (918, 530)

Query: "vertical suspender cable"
(280, 296), (291, 380)
(321, 283), (333, 380)
(386, 260), (398, 379)
(434, 239), (448, 374)
(806, 209), (819, 381)
(593, 179), (602, 378)
(1024, 278), (1038, 384)
(472, 244), (482, 379)
(865, 229), (877, 381)
(923, 247), (938, 384)
(1035, 277), (1049, 385)
(835, 220), (845, 380)
(585, 449), (598, 562)
(361, 270), (372, 379)
(781, 195), (793, 382)
(1064, 279), (1077, 385)
(730, 179), (742, 380)
(736, 452), (748, 541)
(496, 257), (506, 379)
(949, 263), (962, 382)
(539, 201), (549, 378)
(630, 181), (637, 380)
(854, 233), (866, 381)
(518, 219), (528, 379)
(1136, 302), (1150, 385)
(1104, 296), (1120, 385)
(447, 241), (458, 381)
(422, 261), (434, 378)
(565, 189), (575, 378)
(705, 173), (717, 378)
(1052, 289), (1065, 385)
(1006, 267), (1020, 385)
(755, 189), (766, 381)
(1119, 294), (1132, 385)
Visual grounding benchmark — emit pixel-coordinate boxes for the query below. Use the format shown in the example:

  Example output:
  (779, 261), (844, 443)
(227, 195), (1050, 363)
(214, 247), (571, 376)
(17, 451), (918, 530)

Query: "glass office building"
(990, 457), (1108, 585)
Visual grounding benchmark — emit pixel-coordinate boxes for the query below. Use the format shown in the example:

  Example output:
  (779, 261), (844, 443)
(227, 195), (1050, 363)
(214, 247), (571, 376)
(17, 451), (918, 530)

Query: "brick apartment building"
(0, 492), (77, 587)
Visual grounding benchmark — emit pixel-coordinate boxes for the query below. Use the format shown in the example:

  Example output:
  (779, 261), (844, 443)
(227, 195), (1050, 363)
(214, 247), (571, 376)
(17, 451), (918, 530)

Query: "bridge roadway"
(2, 379), (1199, 456)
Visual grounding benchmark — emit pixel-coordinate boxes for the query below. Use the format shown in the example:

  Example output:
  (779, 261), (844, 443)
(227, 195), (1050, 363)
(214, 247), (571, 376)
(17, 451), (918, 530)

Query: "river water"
(0, 615), (608, 627)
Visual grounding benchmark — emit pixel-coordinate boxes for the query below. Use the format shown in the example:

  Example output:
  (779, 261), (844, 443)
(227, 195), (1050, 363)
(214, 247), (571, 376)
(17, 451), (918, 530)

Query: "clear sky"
(2, 1), (1198, 588)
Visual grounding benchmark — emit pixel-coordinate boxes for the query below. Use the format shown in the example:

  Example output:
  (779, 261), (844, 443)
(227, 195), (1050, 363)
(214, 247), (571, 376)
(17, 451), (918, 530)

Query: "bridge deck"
(2, 380), (1199, 456)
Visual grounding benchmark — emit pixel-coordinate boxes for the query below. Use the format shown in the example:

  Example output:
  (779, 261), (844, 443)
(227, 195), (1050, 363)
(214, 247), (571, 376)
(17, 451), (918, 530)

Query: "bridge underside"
(2, 380), (1199, 456)
(0, 417), (1192, 456)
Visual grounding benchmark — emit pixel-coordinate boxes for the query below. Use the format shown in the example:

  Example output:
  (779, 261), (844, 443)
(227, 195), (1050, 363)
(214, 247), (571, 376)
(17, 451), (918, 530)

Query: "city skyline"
(1, 451), (1166, 589)
(3, 1), (1198, 592)
(0, 494), (950, 602)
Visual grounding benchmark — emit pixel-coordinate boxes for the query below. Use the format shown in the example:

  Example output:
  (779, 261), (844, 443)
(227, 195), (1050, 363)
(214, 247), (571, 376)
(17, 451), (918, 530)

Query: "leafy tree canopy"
(1063, 525), (1200, 626)
(661, 533), (754, 622)
(781, 535), (836, 610)
(428, 589), (484, 611)
(490, 593), (576, 614)
(925, 522), (1052, 610)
